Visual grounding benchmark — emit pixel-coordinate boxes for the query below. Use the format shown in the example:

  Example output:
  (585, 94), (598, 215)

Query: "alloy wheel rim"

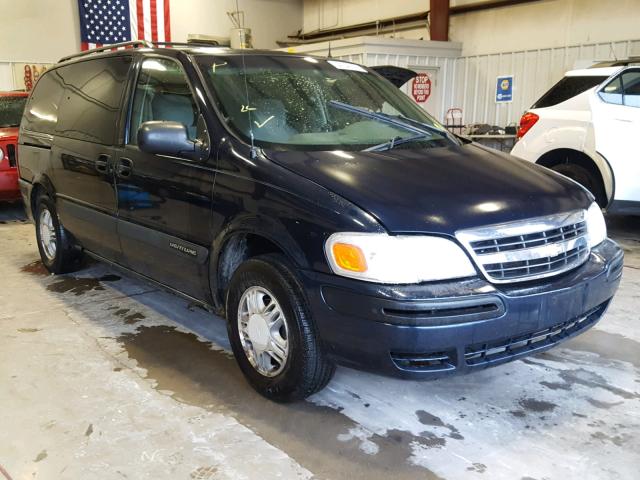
(237, 286), (289, 377)
(39, 208), (57, 261)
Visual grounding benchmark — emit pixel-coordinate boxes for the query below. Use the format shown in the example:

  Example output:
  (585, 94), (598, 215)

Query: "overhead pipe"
(283, 0), (541, 44)
(287, 11), (430, 42)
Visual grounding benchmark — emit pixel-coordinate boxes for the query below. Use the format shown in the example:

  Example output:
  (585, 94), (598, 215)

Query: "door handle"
(117, 158), (133, 178)
(95, 154), (110, 174)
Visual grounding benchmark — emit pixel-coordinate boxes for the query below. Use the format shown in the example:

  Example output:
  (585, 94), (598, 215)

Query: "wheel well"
(30, 184), (44, 218)
(216, 233), (286, 305)
(536, 148), (607, 206)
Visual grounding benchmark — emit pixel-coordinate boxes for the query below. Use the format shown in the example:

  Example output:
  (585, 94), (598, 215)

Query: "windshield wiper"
(329, 100), (431, 135)
(327, 100), (453, 152)
(364, 132), (433, 152)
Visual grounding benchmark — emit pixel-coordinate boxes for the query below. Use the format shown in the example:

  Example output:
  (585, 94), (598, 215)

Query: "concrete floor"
(0, 202), (639, 480)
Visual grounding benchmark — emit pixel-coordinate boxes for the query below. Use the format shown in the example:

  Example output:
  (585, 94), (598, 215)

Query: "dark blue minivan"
(18, 42), (623, 401)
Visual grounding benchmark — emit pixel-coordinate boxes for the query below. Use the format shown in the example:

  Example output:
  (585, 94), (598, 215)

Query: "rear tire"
(226, 253), (335, 402)
(551, 163), (607, 207)
(35, 194), (82, 274)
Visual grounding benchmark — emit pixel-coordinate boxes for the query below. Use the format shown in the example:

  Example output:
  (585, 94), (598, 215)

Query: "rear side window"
(56, 57), (132, 145)
(22, 70), (65, 135)
(600, 70), (640, 107)
(532, 75), (607, 108)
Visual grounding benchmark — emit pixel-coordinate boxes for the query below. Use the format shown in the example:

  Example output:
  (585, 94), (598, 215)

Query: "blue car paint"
(17, 47), (623, 380)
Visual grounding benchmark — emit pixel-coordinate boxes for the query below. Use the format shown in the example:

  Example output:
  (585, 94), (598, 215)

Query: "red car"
(0, 92), (29, 201)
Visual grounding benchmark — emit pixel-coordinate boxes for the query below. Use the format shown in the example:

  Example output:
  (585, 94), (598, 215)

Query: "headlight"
(586, 202), (606, 248)
(325, 232), (476, 284)
(0, 147), (4, 162)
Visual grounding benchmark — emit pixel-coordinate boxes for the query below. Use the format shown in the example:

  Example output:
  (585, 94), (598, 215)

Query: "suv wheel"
(226, 254), (335, 402)
(35, 194), (82, 274)
(551, 163), (606, 207)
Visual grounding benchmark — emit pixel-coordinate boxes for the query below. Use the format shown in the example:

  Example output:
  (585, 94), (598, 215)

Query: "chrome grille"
(470, 221), (587, 254)
(456, 210), (591, 283)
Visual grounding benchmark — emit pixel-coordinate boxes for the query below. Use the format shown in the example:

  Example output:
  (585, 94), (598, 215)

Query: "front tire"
(35, 194), (82, 274)
(226, 254), (335, 402)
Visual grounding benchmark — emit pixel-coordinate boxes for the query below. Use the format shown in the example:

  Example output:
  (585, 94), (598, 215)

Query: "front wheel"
(35, 194), (82, 274)
(226, 254), (335, 402)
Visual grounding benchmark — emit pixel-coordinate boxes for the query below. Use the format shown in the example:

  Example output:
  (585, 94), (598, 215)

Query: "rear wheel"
(551, 163), (607, 207)
(35, 194), (82, 274)
(226, 254), (335, 402)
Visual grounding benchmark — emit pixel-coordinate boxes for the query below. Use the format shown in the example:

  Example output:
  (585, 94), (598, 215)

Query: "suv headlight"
(586, 202), (606, 248)
(325, 232), (476, 284)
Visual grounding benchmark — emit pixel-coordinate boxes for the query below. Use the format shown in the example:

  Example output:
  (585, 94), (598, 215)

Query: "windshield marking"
(254, 116), (275, 128)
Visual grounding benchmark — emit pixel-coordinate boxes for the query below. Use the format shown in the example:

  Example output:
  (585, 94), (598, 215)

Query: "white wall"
(303, 0), (426, 33)
(171, 0), (302, 49)
(302, 0), (640, 56)
(450, 0), (640, 56)
(0, 0), (302, 64)
(0, 0), (80, 63)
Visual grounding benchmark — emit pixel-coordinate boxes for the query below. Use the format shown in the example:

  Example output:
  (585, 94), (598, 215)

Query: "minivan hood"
(266, 143), (592, 234)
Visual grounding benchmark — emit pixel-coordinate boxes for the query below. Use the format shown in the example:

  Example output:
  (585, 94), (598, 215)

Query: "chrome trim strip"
(457, 210), (586, 242)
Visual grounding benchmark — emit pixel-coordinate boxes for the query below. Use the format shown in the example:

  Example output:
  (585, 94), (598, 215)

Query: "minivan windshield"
(0, 95), (28, 128)
(197, 55), (456, 151)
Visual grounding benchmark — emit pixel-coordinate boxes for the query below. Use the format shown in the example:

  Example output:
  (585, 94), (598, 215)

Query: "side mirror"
(138, 121), (204, 160)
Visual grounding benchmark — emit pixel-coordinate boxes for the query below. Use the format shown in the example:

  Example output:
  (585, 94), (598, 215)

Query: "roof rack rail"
(58, 40), (153, 63)
(57, 40), (227, 64)
(154, 41), (221, 47)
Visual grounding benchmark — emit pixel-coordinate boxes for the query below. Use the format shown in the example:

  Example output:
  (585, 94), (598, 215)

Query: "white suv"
(511, 63), (640, 215)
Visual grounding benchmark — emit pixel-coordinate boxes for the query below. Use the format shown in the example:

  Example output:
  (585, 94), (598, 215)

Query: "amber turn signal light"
(332, 243), (367, 272)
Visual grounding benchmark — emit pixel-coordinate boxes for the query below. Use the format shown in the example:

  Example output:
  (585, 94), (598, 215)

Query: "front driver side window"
(129, 57), (198, 144)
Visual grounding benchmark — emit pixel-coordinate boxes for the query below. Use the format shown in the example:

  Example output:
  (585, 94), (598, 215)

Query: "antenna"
(236, 0), (257, 159)
(327, 41), (332, 58)
(609, 43), (619, 62)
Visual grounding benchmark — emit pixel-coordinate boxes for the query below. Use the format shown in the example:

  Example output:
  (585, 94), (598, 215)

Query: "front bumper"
(0, 169), (20, 201)
(300, 239), (623, 379)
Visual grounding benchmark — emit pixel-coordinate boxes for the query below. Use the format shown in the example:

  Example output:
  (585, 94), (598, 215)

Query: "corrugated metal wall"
(358, 38), (640, 126)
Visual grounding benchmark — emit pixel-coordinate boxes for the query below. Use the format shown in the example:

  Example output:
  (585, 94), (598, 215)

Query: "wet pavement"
(1, 201), (639, 480)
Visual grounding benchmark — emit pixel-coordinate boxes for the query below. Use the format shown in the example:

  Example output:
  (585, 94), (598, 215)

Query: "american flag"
(78, 0), (171, 51)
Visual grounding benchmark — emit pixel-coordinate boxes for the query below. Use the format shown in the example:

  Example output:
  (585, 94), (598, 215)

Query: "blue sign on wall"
(496, 75), (514, 103)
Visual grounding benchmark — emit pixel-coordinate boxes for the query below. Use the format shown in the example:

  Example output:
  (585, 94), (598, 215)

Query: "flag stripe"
(164, 0), (171, 41)
(156, 0), (165, 42)
(142, 0), (152, 41)
(150, 0), (158, 42)
(130, 0), (138, 40)
(136, 0), (145, 41)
